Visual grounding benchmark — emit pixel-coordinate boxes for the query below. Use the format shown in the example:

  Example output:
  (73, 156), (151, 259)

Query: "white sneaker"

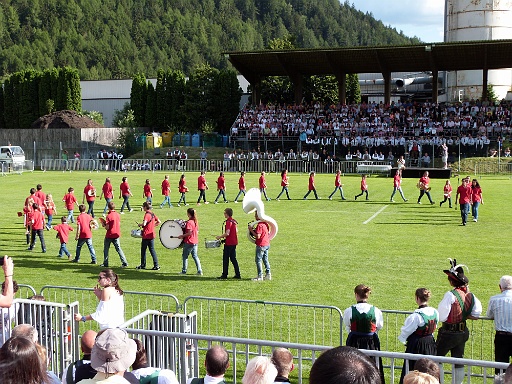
(129, 209), (133, 212)
(234, 201), (238, 203)
(177, 204), (180, 207)
(473, 218), (477, 222)
(264, 274), (272, 281)
(252, 276), (263, 281)
(120, 212), (125, 214)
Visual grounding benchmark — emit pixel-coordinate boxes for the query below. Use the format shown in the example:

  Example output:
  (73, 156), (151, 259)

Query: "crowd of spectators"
(231, 100), (512, 161)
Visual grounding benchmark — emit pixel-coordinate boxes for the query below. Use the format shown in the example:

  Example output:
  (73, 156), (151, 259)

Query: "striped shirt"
(487, 290), (512, 333)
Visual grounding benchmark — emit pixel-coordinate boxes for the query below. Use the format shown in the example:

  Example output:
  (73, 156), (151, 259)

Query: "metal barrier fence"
(0, 160), (34, 175)
(123, 326), (508, 384)
(474, 161), (512, 175)
(39, 285), (180, 333)
(41, 159), (97, 171)
(0, 298), (79, 377)
(182, 296), (343, 347)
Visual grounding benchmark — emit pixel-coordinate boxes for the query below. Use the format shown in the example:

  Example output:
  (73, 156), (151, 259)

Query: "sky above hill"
(350, 0), (445, 43)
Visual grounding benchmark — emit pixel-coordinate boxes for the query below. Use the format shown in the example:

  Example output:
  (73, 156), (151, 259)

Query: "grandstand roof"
(227, 40), (512, 82)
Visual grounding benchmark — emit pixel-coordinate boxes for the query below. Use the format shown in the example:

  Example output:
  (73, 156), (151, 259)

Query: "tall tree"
(130, 73), (147, 127)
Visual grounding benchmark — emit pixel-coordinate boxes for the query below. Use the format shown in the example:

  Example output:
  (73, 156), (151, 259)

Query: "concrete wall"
(0, 127), (122, 165)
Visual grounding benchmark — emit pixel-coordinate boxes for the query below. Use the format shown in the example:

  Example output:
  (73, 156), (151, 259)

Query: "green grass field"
(2, 170), (510, 341)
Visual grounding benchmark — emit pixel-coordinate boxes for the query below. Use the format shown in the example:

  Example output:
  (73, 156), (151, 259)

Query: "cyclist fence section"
(182, 296), (343, 347)
(40, 285), (180, 333)
(0, 298), (79, 378)
(379, 310), (496, 363)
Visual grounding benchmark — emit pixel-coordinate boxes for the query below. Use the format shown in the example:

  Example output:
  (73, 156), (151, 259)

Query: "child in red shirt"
(62, 187), (78, 223)
(54, 216), (74, 260)
(439, 180), (453, 208)
(355, 174), (369, 200)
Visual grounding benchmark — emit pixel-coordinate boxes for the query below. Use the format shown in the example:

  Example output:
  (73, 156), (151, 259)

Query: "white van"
(0, 145), (26, 167)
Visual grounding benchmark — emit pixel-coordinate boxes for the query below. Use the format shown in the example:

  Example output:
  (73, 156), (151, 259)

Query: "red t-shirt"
(419, 176), (430, 188)
(360, 179), (368, 191)
(31, 210), (45, 230)
(184, 219), (198, 245)
(84, 185), (96, 202)
(25, 194), (42, 207)
(143, 184), (152, 198)
(255, 221), (270, 247)
(34, 191), (46, 206)
(102, 182), (113, 199)
(54, 223), (73, 244)
(259, 175), (266, 189)
(457, 185), (472, 204)
(161, 179), (170, 196)
(393, 174), (401, 188)
(471, 186), (482, 202)
(238, 176), (245, 190)
(224, 218), (238, 246)
(45, 201), (56, 216)
(179, 179), (187, 193)
(120, 182), (130, 196)
(77, 213), (93, 239)
(197, 175), (207, 190)
(217, 176), (225, 190)
(308, 175), (315, 190)
(444, 185), (453, 197)
(281, 175), (288, 187)
(335, 174), (341, 187)
(63, 193), (77, 210)
(142, 211), (158, 240)
(105, 210), (121, 239)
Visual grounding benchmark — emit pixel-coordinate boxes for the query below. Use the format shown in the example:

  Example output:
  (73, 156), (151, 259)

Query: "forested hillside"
(0, 0), (420, 80)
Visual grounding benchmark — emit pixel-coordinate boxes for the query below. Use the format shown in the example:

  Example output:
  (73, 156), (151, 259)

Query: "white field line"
(363, 205), (388, 224)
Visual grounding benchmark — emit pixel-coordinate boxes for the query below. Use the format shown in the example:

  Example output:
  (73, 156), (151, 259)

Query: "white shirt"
(132, 367), (179, 384)
(487, 289), (512, 333)
(91, 292), (125, 330)
(437, 289), (482, 323)
(343, 303), (383, 333)
(186, 374), (226, 384)
(398, 307), (439, 344)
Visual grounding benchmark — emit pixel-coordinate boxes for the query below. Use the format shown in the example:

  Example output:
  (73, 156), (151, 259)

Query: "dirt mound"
(31, 110), (105, 129)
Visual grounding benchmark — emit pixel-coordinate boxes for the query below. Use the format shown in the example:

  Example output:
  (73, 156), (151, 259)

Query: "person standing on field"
(214, 172), (228, 204)
(136, 202), (161, 271)
(82, 179), (96, 218)
(143, 179), (153, 205)
(71, 204), (97, 264)
(455, 177), (472, 226)
(119, 176), (133, 214)
(234, 171), (246, 203)
(197, 171), (209, 205)
(160, 175), (172, 208)
(101, 202), (128, 268)
(216, 208), (241, 280)
(100, 177), (114, 216)
(328, 170), (346, 200)
(303, 171), (319, 200)
(249, 212), (271, 281)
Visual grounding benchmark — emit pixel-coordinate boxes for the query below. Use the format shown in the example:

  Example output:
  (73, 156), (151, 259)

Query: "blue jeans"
(140, 238), (159, 268)
(58, 242), (71, 257)
(260, 188), (270, 201)
(417, 190), (434, 204)
(255, 245), (270, 277)
(102, 198), (112, 214)
(87, 201), (95, 217)
(329, 186), (346, 199)
(103, 237), (127, 266)
(67, 209), (75, 223)
(46, 214), (53, 229)
(234, 189), (246, 202)
(214, 190), (227, 202)
(75, 238), (96, 262)
(276, 186), (290, 200)
(160, 195), (172, 207)
(304, 189), (319, 199)
(471, 202), (480, 220)
(182, 243), (202, 273)
(146, 196), (152, 205)
(390, 187), (406, 201)
(460, 202), (470, 225)
(120, 195), (131, 212)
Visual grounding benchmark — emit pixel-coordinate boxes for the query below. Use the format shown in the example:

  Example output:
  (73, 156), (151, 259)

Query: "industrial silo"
(445, 0), (512, 101)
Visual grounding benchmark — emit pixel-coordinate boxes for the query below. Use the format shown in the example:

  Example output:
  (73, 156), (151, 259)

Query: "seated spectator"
(11, 323), (38, 343)
(413, 358), (441, 383)
(504, 147), (511, 157)
(0, 336), (49, 383)
(309, 346), (381, 384)
(36, 342), (60, 383)
(490, 148), (498, 157)
(76, 328), (138, 384)
(421, 153), (431, 167)
(242, 356), (277, 384)
(187, 345), (230, 384)
(403, 371), (439, 384)
(62, 330), (97, 384)
(131, 338), (179, 384)
(271, 348), (294, 383)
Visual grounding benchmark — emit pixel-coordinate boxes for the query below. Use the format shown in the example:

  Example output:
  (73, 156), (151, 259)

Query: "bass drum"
(159, 219), (186, 249)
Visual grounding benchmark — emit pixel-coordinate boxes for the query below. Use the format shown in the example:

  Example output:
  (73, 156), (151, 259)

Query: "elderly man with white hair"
(242, 356), (278, 384)
(487, 275), (512, 369)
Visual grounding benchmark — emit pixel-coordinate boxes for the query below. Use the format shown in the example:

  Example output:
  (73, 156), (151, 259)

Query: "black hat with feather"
(443, 258), (469, 286)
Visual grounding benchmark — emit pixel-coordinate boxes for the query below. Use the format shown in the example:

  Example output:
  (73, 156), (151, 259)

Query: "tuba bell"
(242, 188), (278, 243)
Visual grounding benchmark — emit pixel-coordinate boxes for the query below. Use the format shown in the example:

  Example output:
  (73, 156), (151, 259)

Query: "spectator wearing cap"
(436, 259), (482, 384)
(487, 276), (512, 371)
(77, 328), (138, 384)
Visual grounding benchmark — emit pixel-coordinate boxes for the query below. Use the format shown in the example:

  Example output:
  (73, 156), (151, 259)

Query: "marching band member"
(417, 171), (435, 205)
(455, 177), (472, 226)
(259, 171), (270, 201)
(355, 174), (369, 201)
(197, 171), (209, 205)
(177, 174), (189, 207)
(178, 208), (202, 275)
(249, 212), (271, 281)
(328, 170), (346, 200)
(390, 170), (408, 202)
(214, 172), (228, 204)
(303, 171), (319, 200)
(216, 208), (241, 280)
(439, 180), (453, 208)
(100, 177), (114, 216)
(27, 203), (46, 253)
(137, 202), (161, 270)
(276, 169), (291, 201)
(398, 288), (439, 384)
(71, 204), (96, 264)
(159, 175), (172, 208)
(470, 179), (483, 222)
(233, 171), (246, 203)
(82, 179), (96, 217)
(143, 179), (153, 205)
(101, 202), (128, 268)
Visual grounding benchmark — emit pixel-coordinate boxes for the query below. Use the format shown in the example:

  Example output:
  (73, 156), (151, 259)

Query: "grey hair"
(500, 276), (512, 290)
(12, 324), (39, 343)
(242, 356), (278, 384)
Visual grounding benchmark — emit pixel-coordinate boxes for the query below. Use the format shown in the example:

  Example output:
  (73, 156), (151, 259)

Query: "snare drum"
(130, 229), (142, 238)
(159, 219), (185, 249)
(205, 239), (221, 249)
